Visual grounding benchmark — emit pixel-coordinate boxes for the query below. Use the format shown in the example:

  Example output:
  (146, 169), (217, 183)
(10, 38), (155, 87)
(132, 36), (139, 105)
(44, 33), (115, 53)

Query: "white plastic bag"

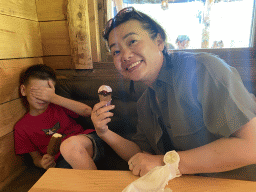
(122, 164), (180, 192)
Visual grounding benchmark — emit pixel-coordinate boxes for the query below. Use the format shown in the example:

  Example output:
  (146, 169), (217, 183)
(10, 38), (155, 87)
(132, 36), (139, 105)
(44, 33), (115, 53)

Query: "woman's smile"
(125, 60), (143, 71)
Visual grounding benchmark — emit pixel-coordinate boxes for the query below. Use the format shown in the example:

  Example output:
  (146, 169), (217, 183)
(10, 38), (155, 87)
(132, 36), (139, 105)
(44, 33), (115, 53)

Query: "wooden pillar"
(67, 0), (93, 69)
(88, 0), (101, 62)
(201, 0), (214, 48)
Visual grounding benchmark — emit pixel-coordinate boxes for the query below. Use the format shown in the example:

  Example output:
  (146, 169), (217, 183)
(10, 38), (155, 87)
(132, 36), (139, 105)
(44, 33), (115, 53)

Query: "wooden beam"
(98, 0), (109, 62)
(0, 0), (38, 21)
(67, 0), (93, 69)
(88, 0), (101, 62)
(201, 0), (214, 48)
(40, 21), (71, 56)
(0, 15), (43, 59)
(43, 56), (73, 69)
(36, 0), (68, 21)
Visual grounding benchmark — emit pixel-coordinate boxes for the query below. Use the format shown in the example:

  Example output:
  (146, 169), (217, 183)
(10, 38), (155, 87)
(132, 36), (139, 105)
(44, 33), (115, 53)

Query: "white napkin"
(122, 163), (181, 192)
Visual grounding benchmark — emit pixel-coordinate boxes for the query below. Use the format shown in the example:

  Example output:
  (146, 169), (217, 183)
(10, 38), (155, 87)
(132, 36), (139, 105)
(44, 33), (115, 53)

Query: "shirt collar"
(151, 55), (173, 91)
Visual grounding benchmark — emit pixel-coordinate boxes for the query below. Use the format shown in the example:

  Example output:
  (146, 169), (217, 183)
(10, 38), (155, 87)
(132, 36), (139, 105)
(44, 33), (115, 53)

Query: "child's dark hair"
(20, 64), (56, 85)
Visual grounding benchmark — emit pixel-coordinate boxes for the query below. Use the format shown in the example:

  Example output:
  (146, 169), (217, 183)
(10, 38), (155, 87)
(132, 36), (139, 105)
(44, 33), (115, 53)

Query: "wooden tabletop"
(29, 168), (256, 192)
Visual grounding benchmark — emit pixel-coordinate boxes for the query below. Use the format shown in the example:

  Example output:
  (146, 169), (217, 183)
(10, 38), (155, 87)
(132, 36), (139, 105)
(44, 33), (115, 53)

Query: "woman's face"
(108, 20), (165, 86)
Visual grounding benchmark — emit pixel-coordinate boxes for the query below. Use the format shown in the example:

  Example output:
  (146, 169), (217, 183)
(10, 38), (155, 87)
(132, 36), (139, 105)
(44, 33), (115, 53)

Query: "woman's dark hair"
(20, 64), (57, 85)
(103, 7), (168, 54)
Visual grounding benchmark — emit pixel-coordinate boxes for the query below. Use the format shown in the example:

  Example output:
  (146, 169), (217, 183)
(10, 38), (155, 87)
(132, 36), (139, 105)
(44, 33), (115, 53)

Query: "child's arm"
(29, 151), (56, 169)
(30, 80), (92, 117)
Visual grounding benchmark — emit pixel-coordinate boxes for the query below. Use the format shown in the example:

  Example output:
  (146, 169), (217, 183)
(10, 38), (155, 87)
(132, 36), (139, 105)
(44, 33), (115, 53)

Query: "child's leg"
(60, 134), (97, 170)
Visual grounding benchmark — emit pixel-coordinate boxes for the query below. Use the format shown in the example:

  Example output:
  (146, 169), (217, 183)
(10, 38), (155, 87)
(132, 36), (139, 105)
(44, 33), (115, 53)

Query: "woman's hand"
(40, 154), (56, 170)
(91, 101), (115, 137)
(128, 152), (165, 176)
(30, 80), (55, 103)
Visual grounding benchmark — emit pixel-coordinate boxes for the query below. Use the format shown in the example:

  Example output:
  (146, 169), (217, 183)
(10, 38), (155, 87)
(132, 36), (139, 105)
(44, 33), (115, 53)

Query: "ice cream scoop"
(47, 133), (63, 156)
(98, 85), (112, 106)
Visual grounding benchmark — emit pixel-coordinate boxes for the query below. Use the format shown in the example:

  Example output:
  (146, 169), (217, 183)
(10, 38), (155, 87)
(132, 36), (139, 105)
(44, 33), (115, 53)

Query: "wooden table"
(29, 168), (256, 192)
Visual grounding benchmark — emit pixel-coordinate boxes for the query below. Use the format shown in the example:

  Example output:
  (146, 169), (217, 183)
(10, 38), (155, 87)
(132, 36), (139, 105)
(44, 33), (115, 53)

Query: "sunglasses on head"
(103, 7), (142, 39)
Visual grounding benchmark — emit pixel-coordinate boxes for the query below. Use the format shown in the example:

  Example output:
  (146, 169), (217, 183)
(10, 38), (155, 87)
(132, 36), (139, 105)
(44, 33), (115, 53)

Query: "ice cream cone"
(98, 85), (112, 106)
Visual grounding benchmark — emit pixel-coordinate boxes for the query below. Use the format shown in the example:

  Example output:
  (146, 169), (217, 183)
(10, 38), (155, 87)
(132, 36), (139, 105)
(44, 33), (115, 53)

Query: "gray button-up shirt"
(132, 52), (256, 179)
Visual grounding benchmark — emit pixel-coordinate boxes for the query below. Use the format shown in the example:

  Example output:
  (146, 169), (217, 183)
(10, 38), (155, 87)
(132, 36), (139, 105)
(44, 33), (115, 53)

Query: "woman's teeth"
(126, 61), (141, 71)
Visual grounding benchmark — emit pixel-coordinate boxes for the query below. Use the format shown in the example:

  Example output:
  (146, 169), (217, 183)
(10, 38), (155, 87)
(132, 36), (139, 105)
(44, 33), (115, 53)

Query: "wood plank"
(0, 15), (43, 59)
(43, 56), (73, 69)
(29, 169), (256, 192)
(36, 0), (67, 21)
(88, 0), (101, 62)
(0, 99), (27, 138)
(98, 0), (109, 62)
(40, 21), (71, 56)
(0, 165), (26, 191)
(0, 132), (26, 188)
(0, 58), (43, 104)
(0, 0), (38, 21)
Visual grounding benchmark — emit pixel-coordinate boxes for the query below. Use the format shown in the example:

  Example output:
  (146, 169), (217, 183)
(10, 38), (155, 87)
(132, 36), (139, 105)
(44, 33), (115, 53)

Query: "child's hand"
(91, 101), (115, 137)
(30, 80), (55, 103)
(40, 154), (56, 170)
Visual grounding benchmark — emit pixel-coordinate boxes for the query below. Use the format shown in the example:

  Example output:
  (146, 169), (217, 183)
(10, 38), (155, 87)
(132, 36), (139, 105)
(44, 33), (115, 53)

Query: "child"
(14, 64), (103, 170)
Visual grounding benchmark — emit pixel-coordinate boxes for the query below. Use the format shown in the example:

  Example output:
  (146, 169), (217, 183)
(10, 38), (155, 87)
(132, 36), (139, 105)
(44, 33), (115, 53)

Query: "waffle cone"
(99, 94), (112, 102)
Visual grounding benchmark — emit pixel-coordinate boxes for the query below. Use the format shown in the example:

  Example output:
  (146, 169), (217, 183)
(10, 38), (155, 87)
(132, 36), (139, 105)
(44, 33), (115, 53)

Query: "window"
(104, 0), (256, 93)
(110, 0), (256, 50)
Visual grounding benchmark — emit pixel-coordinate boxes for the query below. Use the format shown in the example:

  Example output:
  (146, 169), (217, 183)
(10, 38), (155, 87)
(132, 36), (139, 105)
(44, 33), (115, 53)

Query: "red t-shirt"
(14, 103), (94, 161)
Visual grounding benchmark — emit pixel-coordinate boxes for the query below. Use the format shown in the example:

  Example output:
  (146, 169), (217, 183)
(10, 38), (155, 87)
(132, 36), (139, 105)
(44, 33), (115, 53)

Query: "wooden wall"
(36, 0), (101, 69)
(0, 0), (43, 189)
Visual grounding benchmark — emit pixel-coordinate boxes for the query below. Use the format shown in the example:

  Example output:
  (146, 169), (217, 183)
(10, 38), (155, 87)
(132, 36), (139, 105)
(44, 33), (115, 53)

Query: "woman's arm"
(128, 117), (256, 176)
(101, 129), (142, 162)
(178, 117), (256, 174)
(91, 101), (141, 161)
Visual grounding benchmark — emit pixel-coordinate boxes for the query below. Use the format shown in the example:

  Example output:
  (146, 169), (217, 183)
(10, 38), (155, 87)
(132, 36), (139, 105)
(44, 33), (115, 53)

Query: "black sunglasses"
(103, 7), (143, 39)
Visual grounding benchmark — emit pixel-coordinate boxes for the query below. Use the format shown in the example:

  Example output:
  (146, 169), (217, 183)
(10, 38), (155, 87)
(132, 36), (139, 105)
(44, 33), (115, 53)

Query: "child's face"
(21, 78), (53, 116)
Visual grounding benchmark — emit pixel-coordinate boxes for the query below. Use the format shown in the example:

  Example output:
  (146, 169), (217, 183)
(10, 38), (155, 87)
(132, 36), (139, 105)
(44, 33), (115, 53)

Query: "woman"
(91, 7), (256, 179)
